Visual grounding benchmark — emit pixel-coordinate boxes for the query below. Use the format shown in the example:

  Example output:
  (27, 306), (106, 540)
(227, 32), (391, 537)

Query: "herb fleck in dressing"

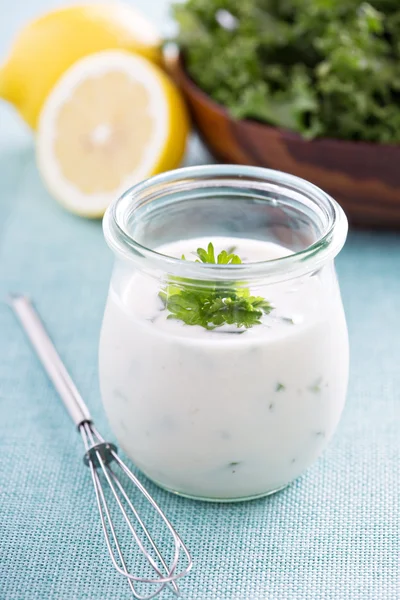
(99, 237), (349, 500)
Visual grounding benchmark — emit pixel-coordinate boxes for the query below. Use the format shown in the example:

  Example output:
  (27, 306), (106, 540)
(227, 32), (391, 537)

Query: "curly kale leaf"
(173, 0), (400, 143)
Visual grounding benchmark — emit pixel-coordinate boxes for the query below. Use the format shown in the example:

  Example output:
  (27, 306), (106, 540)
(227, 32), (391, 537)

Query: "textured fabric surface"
(1, 3), (400, 600)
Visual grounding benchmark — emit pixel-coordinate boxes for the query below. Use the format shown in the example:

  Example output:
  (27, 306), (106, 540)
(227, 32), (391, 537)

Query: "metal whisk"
(9, 295), (192, 600)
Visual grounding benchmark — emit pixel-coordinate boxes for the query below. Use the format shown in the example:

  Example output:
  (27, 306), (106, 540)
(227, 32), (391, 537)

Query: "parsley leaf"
(195, 242), (242, 265)
(160, 243), (274, 330)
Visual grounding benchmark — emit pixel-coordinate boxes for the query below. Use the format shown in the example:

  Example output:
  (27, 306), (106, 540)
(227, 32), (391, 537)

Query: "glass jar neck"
(103, 165), (348, 285)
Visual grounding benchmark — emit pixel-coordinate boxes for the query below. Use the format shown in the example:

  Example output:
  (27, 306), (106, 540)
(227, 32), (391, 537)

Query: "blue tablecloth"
(1, 3), (399, 599)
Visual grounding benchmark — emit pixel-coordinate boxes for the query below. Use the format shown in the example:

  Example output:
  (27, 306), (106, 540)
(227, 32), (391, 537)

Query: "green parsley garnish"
(159, 243), (274, 330)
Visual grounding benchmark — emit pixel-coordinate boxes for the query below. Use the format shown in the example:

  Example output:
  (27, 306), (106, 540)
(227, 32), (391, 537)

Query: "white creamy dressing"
(99, 237), (349, 500)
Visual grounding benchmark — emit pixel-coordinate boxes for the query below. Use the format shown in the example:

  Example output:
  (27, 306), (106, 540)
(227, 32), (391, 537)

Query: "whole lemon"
(0, 3), (162, 129)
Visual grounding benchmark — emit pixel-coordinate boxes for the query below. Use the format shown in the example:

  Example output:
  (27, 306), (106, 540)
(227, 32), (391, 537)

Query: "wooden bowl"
(171, 54), (400, 228)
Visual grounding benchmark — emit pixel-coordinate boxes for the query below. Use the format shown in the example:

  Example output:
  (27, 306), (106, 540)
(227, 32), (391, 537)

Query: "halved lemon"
(36, 50), (189, 217)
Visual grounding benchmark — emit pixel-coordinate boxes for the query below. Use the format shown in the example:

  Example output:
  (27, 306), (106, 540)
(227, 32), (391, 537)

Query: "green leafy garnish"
(159, 243), (274, 330)
(195, 243), (242, 265)
(173, 0), (400, 143)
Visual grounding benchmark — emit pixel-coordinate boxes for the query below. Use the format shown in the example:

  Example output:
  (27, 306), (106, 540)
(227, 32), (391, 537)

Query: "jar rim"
(103, 165), (348, 283)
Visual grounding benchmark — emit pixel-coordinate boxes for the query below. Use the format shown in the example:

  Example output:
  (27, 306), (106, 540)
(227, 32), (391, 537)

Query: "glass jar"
(100, 165), (349, 502)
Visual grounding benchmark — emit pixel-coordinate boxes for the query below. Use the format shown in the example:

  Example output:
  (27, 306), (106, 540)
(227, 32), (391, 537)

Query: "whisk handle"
(9, 295), (92, 428)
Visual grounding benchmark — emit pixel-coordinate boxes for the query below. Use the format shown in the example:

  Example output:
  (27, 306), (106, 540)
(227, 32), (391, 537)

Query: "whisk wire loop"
(80, 422), (192, 599)
(9, 296), (193, 600)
